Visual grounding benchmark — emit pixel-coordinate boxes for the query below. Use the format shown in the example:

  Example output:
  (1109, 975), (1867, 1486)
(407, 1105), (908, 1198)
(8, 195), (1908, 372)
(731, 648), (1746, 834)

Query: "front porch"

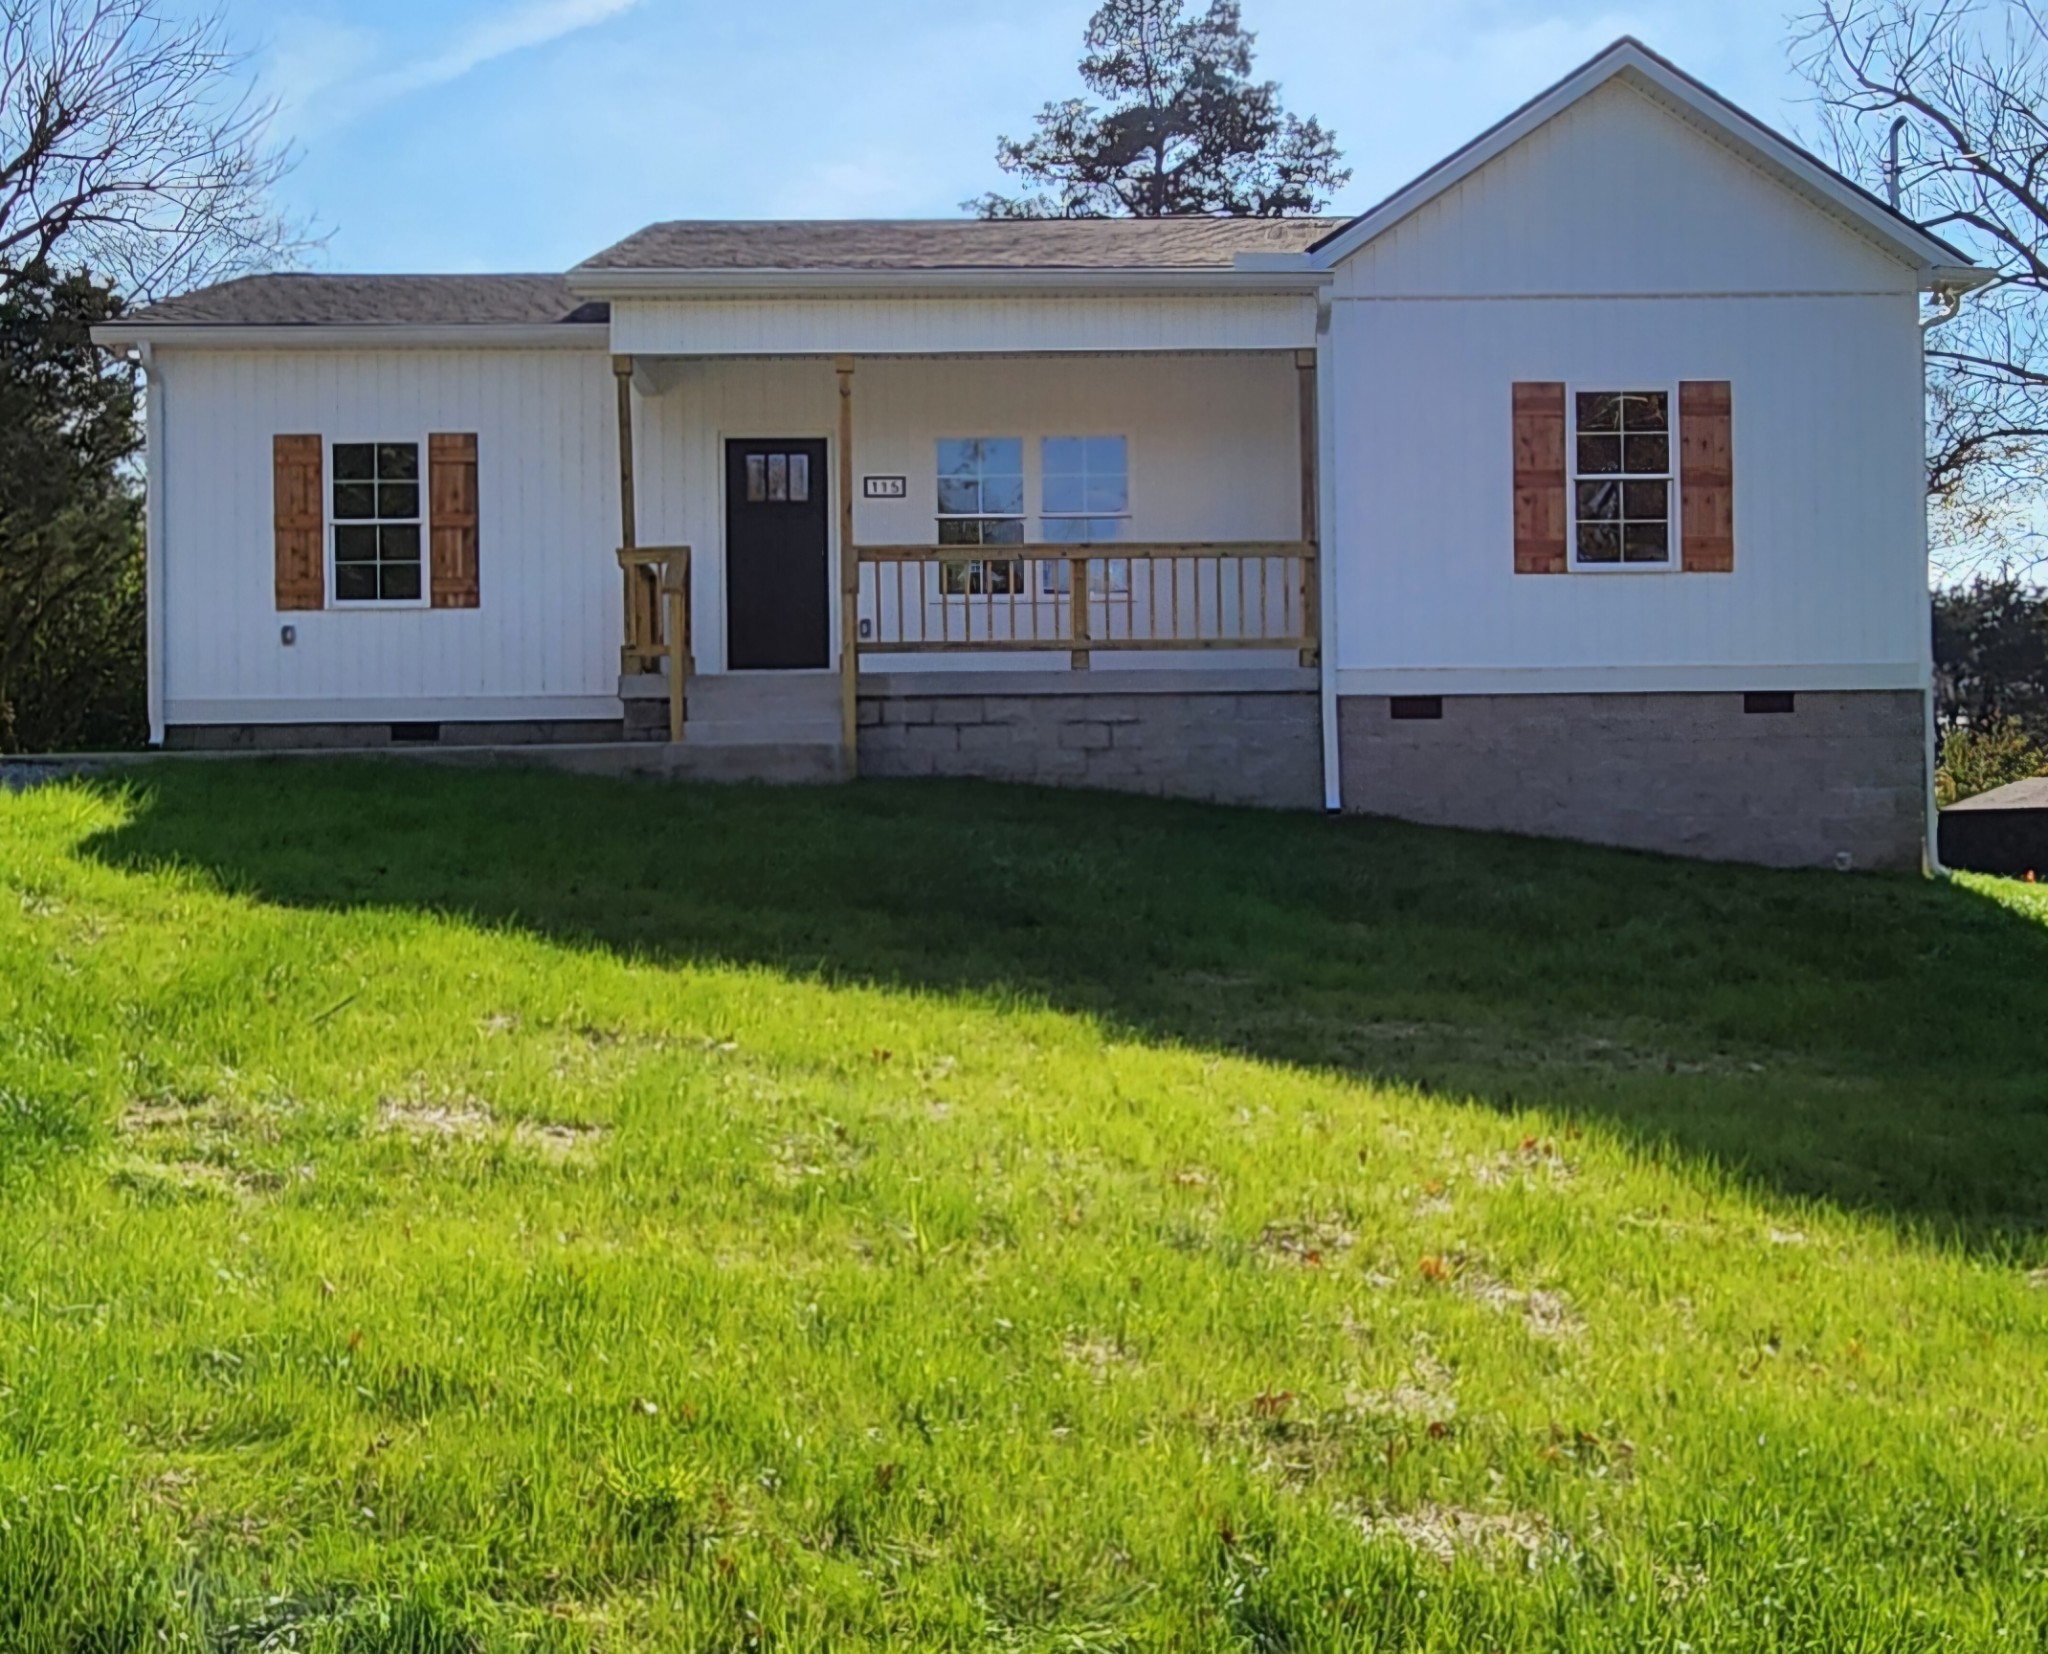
(604, 346), (1325, 800)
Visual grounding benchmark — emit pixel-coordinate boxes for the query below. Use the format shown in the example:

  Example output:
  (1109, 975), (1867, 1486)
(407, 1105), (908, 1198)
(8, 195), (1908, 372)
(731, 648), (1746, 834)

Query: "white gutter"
(1919, 280), (1974, 877)
(1315, 299), (1341, 812)
(89, 323), (611, 352)
(1926, 263), (1996, 295)
(138, 343), (166, 747)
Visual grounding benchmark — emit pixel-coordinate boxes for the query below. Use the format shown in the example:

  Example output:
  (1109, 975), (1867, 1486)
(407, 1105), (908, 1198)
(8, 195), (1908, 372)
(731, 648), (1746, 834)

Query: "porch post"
(837, 356), (860, 772)
(1296, 348), (1321, 669)
(613, 354), (646, 672)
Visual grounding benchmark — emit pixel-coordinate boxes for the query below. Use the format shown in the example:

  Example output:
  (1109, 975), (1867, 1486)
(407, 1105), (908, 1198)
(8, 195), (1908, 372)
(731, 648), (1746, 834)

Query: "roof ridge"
(574, 215), (1342, 275)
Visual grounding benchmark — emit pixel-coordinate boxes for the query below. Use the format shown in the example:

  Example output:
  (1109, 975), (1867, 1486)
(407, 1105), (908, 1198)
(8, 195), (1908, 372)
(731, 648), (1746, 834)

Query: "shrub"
(1935, 716), (2047, 806)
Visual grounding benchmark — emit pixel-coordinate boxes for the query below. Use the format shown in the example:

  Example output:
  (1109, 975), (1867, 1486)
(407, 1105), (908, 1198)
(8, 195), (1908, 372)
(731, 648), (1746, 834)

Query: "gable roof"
(1307, 37), (1985, 287)
(114, 274), (609, 330)
(96, 37), (1985, 344)
(575, 218), (1342, 277)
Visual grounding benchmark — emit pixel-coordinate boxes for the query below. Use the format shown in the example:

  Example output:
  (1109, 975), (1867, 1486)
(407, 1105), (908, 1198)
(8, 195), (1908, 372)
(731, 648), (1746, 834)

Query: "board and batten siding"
(609, 292), (1319, 357)
(154, 347), (620, 726)
(634, 352), (1307, 675)
(1330, 81), (1919, 299)
(1323, 77), (1931, 696)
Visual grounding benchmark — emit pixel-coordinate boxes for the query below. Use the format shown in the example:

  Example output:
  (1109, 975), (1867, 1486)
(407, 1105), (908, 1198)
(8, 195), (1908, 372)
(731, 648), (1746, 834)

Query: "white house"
(94, 40), (1984, 870)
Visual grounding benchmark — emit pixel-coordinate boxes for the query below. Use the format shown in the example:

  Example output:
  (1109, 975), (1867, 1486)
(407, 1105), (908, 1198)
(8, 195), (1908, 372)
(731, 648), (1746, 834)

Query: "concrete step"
(680, 671), (843, 746)
(685, 722), (844, 747)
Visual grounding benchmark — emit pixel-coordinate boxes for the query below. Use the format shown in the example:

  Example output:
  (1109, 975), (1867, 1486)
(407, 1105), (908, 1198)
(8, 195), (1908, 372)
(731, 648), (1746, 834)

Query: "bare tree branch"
(1795, 0), (2048, 577)
(0, 0), (310, 301)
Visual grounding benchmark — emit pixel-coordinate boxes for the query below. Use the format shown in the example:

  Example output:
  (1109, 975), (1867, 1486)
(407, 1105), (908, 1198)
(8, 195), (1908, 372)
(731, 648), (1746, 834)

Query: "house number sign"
(863, 475), (908, 499)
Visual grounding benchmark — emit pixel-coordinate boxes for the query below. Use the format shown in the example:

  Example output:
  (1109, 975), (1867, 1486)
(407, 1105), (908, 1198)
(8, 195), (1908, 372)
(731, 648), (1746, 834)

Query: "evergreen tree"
(969, 0), (1348, 219)
(0, 266), (144, 751)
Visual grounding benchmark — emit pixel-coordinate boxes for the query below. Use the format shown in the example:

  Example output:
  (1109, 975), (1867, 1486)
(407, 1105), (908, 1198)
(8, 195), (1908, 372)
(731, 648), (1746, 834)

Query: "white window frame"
(1038, 434), (1132, 596)
(1565, 385), (1681, 575)
(327, 434), (431, 610)
(934, 436), (1027, 596)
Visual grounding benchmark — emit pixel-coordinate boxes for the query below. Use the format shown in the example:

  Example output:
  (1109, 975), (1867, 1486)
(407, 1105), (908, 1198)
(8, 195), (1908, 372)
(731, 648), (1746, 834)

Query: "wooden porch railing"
(853, 542), (1318, 670)
(618, 545), (692, 741)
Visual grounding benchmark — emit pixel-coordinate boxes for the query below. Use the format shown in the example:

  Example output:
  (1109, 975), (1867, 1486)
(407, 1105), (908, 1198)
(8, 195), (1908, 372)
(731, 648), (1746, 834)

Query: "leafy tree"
(0, 265), (143, 752)
(0, 0), (303, 750)
(1931, 574), (2048, 736)
(969, 0), (1348, 219)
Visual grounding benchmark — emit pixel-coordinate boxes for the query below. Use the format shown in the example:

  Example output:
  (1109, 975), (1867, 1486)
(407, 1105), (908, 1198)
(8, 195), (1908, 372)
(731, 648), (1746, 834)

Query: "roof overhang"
(565, 266), (1331, 299)
(89, 322), (612, 351)
(1308, 37), (1992, 292)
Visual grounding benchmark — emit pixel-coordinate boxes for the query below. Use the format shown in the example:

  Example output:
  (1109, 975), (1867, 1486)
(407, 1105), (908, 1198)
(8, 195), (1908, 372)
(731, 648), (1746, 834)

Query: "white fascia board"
(1309, 38), (1983, 289)
(88, 323), (611, 352)
(565, 267), (1331, 299)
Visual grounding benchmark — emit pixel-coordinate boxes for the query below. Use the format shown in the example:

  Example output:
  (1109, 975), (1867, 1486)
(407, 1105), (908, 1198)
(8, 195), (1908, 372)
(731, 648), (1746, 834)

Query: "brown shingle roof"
(113, 220), (1339, 330)
(575, 217), (1343, 273)
(121, 274), (609, 328)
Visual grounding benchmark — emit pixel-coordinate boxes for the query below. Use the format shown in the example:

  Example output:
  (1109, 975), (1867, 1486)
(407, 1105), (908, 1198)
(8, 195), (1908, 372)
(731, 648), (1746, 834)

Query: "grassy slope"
(1, 761), (2045, 1652)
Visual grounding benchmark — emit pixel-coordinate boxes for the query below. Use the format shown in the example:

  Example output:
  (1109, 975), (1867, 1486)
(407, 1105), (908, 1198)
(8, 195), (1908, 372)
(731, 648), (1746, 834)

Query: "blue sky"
(222, 0), (1819, 273)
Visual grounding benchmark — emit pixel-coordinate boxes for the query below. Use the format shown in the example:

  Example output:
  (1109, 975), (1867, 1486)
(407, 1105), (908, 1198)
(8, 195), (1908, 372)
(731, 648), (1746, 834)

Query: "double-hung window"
(936, 438), (1025, 594)
(1039, 436), (1130, 594)
(332, 441), (424, 602)
(1571, 391), (1672, 568)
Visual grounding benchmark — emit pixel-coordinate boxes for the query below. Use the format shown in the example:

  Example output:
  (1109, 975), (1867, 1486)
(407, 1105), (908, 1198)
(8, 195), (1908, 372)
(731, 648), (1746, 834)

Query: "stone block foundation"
(163, 720), (624, 751)
(1338, 690), (1928, 871)
(858, 670), (1322, 810)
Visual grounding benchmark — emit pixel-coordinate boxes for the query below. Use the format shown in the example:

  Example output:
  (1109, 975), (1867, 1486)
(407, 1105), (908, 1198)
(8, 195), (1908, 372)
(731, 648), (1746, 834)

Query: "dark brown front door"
(726, 438), (829, 670)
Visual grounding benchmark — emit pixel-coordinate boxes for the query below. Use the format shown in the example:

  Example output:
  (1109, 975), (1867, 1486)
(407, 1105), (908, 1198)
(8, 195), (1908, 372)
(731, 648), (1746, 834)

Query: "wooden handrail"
(854, 540), (1313, 562)
(617, 545), (692, 740)
(852, 540), (1317, 668)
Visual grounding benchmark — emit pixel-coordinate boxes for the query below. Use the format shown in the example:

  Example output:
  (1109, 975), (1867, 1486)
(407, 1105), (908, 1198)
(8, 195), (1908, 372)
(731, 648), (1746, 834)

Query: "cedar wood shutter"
(1679, 381), (1734, 572)
(1514, 381), (1734, 573)
(1511, 383), (1568, 574)
(429, 432), (481, 608)
(273, 435), (325, 609)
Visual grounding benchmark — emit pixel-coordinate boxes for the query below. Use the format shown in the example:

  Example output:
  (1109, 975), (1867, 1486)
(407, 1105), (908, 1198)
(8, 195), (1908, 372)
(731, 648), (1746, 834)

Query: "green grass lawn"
(3, 761), (2047, 1652)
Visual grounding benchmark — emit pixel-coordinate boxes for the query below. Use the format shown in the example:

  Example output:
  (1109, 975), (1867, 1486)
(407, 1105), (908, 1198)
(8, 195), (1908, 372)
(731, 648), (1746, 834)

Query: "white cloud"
(270, 0), (643, 133)
(363, 0), (643, 103)
(262, 15), (382, 126)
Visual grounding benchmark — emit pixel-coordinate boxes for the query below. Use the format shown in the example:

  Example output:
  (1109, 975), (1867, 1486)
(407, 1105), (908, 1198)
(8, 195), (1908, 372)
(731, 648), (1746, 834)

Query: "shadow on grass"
(77, 757), (2048, 1251)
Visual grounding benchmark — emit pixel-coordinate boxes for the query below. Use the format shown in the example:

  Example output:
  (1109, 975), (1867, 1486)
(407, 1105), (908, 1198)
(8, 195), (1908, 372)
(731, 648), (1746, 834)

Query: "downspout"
(137, 343), (166, 748)
(1919, 281), (1969, 877)
(1315, 296), (1341, 813)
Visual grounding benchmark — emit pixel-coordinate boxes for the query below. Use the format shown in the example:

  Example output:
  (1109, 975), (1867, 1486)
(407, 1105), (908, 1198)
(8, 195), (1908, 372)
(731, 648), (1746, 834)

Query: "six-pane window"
(1572, 391), (1671, 566)
(936, 438), (1025, 594)
(1040, 436), (1130, 594)
(332, 441), (423, 602)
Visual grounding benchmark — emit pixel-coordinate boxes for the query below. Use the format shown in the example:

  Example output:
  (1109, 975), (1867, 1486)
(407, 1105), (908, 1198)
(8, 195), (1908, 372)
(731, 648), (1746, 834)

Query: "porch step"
(681, 670), (844, 746)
